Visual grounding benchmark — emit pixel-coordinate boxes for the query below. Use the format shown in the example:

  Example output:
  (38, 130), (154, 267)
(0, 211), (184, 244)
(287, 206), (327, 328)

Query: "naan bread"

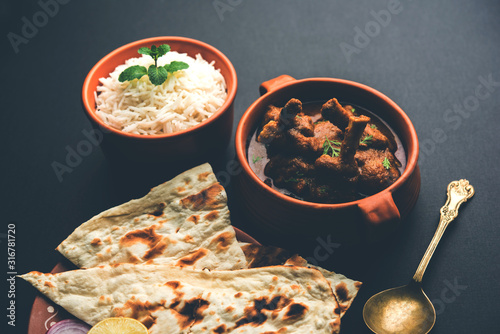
(57, 163), (246, 270)
(284, 255), (362, 317)
(20, 264), (341, 334)
(240, 244), (362, 318)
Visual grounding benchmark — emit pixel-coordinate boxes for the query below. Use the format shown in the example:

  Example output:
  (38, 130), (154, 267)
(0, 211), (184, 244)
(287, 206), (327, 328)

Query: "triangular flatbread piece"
(284, 255), (362, 317)
(240, 243), (362, 318)
(57, 163), (246, 270)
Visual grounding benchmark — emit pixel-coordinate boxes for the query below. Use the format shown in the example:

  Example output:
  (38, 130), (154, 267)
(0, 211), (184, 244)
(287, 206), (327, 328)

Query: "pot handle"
(259, 75), (296, 96)
(358, 191), (400, 241)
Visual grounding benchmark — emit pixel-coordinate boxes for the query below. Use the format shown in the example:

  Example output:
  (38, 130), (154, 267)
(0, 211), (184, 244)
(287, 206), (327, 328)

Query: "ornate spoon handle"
(412, 179), (475, 283)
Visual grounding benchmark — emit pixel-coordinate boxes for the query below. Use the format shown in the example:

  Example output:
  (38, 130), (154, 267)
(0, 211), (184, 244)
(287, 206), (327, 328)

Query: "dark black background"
(2, 1), (499, 333)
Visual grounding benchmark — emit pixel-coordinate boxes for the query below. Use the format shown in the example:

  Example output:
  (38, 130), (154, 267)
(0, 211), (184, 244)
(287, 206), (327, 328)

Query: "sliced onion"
(46, 319), (91, 334)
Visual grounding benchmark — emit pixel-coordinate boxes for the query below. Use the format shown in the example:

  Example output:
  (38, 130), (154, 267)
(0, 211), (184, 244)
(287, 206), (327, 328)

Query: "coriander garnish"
(323, 137), (341, 157)
(370, 124), (377, 129)
(351, 108), (356, 113)
(285, 177), (300, 183)
(360, 135), (373, 145)
(383, 157), (391, 170)
(252, 155), (262, 164)
(119, 44), (189, 86)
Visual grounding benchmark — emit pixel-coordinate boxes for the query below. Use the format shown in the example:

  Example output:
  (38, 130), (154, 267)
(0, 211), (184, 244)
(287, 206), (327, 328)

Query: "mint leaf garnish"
(119, 44), (189, 86)
(157, 44), (171, 57)
(165, 61), (189, 73)
(118, 65), (147, 82)
(148, 65), (169, 86)
(138, 47), (152, 56)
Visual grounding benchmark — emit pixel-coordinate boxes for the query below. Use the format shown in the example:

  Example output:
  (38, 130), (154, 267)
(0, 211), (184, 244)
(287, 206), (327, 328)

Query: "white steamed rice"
(95, 52), (227, 135)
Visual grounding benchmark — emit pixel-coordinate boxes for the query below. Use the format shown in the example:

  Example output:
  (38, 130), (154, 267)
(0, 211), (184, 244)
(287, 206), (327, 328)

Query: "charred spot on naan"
(187, 215), (200, 224)
(169, 297), (210, 330)
(149, 202), (166, 217)
(177, 249), (209, 267)
(165, 281), (181, 289)
(119, 226), (172, 261)
(184, 235), (194, 243)
(204, 210), (219, 221)
(90, 238), (102, 246)
(128, 255), (142, 263)
(212, 324), (227, 333)
(98, 295), (113, 305)
(198, 171), (211, 181)
(120, 225), (162, 248)
(180, 184), (225, 211)
(209, 232), (235, 252)
(165, 280), (185, 304)
(233, 295), (296, 329)
(284, 303), (308, 320)
(262, 329), (288, 334)
(44, 281), (55, 288)
(335, 282), (350, 303)
(143, 238), (169, 260)
(113, 297), (166, 329)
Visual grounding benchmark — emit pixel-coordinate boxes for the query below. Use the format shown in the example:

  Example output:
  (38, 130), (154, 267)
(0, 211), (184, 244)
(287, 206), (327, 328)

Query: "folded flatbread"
(57, 163), (247, 270)
(20, 264), (341, 334)
(284, 255), (362, 317)
(240, 244), (362, 317)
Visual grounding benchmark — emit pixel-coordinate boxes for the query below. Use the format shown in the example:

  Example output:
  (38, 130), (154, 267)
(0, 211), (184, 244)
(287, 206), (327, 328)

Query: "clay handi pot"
(235, 75), (420, 243)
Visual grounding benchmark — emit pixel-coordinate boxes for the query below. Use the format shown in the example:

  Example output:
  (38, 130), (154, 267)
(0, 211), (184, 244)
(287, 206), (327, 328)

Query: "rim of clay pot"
(235, 77), (419, 209)
(82, 36), (237, 140)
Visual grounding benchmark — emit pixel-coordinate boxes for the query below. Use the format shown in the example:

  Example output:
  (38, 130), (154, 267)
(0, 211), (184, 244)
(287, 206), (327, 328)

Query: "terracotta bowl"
(82, 36), (237, 166)
(235, 75), (420, 243)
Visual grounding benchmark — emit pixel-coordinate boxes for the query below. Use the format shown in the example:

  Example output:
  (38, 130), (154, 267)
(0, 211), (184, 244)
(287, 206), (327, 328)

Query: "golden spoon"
(363, 179), (474, 334)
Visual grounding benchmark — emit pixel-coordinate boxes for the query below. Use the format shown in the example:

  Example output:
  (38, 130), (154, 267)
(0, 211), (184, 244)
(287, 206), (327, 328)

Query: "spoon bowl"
(363, 282), (435, 334)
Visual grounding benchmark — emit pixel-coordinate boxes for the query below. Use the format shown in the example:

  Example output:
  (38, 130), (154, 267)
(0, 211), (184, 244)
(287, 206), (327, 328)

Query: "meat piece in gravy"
(356, 148), (400, 194)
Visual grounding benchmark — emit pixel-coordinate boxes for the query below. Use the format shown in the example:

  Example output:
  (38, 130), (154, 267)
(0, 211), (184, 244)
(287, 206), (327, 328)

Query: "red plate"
(27, 227), (260, 334)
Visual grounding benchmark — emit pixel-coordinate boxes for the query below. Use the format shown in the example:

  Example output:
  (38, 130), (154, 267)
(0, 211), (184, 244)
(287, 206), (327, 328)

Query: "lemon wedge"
(88, 317), (148, 334)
